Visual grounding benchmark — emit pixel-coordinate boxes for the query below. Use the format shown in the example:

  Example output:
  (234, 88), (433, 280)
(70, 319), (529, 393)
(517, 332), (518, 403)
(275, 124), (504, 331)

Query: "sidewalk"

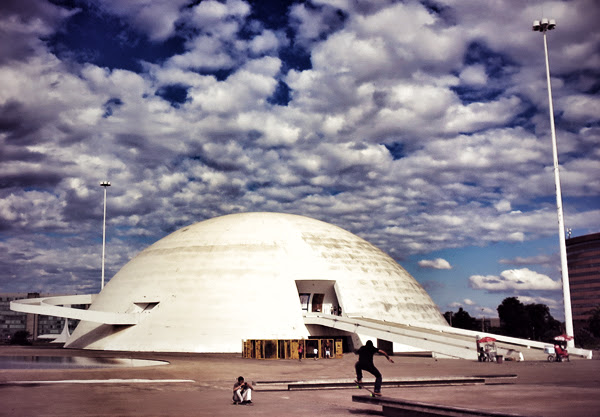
(0, 346), (598, 416)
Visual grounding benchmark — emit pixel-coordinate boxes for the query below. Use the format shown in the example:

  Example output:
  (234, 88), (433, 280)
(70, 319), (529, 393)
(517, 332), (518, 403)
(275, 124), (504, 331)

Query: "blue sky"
(1, 0), (599, 321)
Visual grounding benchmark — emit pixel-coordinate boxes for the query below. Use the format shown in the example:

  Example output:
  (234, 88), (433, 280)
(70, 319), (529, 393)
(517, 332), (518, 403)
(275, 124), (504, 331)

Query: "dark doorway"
(311, 293), (324, 312)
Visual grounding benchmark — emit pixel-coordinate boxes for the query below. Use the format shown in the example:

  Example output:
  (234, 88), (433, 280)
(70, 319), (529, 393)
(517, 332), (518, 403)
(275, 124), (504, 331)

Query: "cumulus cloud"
(94, 0), (191, 41)
(0, 0), (598, 297)
(469, 268), (562, 292)
(516, 295), (561, 309)
(459, 64), (487, 85)
(499, 255), (554, 266)
(418, 258), (452, 270)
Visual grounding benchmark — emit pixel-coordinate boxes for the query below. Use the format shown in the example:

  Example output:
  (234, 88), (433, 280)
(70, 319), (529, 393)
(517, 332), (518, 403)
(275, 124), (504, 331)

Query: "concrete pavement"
(0, 345), (598, 417)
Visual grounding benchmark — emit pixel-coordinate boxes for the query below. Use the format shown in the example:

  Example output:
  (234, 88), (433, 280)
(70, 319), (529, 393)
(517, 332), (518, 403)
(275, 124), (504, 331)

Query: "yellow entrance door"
(335, 339), (343, 358)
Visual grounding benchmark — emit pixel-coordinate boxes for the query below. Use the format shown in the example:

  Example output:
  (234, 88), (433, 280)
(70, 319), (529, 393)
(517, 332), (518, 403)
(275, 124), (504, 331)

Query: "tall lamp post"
(100, 181), (111, 290)
(532, 18), (574, 347)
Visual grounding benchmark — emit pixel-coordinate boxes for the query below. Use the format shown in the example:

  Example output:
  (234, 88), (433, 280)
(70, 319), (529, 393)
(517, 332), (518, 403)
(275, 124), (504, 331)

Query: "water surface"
(0, 356), (168, 369)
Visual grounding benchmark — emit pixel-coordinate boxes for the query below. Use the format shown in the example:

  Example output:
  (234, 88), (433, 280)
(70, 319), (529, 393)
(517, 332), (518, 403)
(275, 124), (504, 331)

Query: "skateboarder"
(354, 340), (394, 396)
(232, 376), (253, 405)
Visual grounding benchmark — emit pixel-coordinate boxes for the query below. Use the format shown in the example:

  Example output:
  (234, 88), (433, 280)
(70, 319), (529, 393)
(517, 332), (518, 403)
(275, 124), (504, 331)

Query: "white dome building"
(64, 212), (447, 352)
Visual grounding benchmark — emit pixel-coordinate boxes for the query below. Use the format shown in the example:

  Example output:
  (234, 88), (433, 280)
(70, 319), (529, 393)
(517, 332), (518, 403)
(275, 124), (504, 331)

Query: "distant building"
(0, 293), (79, 342)
(567, 232), (600, 334)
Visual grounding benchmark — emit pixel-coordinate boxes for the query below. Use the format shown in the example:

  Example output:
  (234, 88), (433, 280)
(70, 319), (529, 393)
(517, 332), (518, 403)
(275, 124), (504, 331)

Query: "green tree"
(448, 307), (478, 331)
(443, 311), (453, 325)
(524, 303), (561, 341)
(9, 330), (31, 345)
(497, 297), (561, 341)
(498, 297), (529, 338)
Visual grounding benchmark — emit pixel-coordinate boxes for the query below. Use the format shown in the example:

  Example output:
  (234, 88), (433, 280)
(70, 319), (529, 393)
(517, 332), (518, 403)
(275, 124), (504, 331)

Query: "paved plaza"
(0, 345), (598, 416)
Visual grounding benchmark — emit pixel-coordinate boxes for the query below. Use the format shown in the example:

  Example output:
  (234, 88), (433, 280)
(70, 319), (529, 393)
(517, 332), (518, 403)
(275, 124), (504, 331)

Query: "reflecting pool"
(0, 356), (168, 369)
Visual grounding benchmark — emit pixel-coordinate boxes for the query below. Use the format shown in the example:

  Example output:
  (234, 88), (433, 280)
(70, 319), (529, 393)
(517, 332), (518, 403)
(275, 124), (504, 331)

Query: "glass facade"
(567, 232), (600, 333)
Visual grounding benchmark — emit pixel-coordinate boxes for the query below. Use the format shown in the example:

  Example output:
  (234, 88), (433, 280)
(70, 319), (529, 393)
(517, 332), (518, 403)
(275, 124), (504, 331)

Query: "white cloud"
(97, 0), (190, 41)
(516, 295), (561, 309)
(445, 96), (525, 134)
(169, 36), (237, 71)
(249, 30), (283, 55)
(559, 94), (600, 123)
(187, 57), (280, 113)
(494, 200), (512, 212)
(499, 255), (554, 266)
(418, 258), (452, 270)
(459, 64), (488, 85)
(290, 2), (345, 48)
(469, 268), (562, 292)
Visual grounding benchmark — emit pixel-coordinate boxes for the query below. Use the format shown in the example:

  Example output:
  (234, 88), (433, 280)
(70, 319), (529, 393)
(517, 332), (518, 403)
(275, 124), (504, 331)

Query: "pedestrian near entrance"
(354, 340), (394, 396)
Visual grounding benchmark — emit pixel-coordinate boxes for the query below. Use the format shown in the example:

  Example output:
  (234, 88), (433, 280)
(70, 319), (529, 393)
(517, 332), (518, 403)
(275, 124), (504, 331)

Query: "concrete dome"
(66, 212), (447, 352)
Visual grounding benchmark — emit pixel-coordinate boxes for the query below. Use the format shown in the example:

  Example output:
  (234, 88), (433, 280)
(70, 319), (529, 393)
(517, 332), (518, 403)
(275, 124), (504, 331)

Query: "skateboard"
(355, 380), (380, 397)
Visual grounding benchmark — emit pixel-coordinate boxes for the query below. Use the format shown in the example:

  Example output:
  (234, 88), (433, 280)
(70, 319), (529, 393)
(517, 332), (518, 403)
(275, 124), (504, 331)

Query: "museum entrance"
(242, 338), (344, 360)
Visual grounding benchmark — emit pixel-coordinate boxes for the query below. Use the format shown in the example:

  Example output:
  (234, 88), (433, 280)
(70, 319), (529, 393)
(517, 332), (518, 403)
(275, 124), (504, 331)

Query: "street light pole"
(481, 308), (485, 332)
(532, 18), (574, 347)
(100, 181), (111, 290)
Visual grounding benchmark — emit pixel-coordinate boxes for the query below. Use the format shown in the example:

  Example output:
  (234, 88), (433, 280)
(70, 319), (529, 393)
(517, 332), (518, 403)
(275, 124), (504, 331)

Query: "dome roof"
(66, 212), (446, 352)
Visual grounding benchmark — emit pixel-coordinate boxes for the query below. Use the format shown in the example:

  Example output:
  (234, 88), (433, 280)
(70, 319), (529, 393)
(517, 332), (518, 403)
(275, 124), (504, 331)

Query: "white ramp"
(304, 313), (478, 359)
(303, 313), (593, 360)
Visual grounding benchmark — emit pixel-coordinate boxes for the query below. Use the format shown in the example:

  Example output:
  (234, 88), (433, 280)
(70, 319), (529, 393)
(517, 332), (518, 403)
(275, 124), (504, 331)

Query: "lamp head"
(100, 181), (111, 187)
(532, 18), (556, 32)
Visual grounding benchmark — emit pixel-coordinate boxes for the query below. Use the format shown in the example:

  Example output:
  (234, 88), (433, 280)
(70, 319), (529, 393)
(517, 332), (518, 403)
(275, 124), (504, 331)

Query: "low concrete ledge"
(255, 375), (516, 392)
(352, 395), (528, 417)
(289, 377), (486, 391)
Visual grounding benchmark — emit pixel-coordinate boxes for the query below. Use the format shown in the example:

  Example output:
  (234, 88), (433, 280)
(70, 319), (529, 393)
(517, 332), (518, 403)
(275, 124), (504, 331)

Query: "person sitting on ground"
(232, 376), (253, 405)
(354, 340), (394, 397)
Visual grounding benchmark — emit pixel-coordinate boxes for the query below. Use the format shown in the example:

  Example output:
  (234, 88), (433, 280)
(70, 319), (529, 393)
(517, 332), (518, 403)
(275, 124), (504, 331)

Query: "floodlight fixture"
(532, 17), (574, 347)
(532, 18), (556, 32)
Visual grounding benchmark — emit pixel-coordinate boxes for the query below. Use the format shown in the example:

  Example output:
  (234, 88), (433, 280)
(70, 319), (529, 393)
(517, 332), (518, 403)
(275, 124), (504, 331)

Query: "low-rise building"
(1, 292), (79, 342)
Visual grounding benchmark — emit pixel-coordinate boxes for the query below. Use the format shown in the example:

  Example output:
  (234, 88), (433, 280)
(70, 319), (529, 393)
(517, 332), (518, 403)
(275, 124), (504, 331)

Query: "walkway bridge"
(303, 313), (592, 360)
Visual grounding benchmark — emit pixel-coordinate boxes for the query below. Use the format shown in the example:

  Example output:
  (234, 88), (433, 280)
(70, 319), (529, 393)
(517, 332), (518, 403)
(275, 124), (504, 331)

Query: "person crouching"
(232, 376), (254, 405)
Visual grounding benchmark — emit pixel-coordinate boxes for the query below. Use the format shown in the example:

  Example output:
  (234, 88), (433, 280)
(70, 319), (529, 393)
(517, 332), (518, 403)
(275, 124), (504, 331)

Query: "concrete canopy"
(66, 212), (447, 352)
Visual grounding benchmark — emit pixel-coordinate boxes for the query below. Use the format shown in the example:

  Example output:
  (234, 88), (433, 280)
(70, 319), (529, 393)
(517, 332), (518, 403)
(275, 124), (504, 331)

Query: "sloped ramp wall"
(303, 313), (593, 360)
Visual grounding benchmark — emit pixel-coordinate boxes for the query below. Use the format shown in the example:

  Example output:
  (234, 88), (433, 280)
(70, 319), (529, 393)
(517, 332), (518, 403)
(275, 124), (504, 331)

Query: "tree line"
(444, 297), (600, 349)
